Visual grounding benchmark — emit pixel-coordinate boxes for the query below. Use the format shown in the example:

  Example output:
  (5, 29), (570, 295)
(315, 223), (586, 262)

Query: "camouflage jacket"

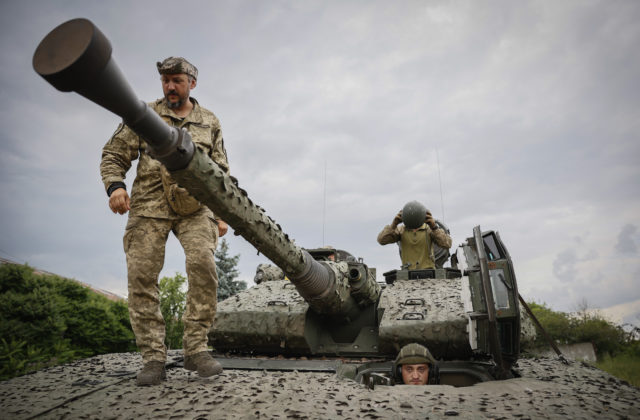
(100, 97), (229, 219)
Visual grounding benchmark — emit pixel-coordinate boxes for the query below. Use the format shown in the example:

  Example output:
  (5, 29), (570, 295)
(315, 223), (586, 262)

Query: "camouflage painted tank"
(34, 18), (533, 389)
(211, 229), (529, 387)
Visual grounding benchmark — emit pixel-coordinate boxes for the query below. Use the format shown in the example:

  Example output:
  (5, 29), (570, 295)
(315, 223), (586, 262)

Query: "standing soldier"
(100, 57), (229, 386)
(377, 201), (452, 269)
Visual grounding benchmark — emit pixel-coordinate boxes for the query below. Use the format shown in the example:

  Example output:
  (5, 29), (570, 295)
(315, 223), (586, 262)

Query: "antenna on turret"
(322, 159), (327, 246)
(436, 148), (445, 224)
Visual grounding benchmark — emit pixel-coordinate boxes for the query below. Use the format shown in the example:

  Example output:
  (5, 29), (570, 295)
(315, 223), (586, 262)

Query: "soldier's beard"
(165, 90), (186, 109)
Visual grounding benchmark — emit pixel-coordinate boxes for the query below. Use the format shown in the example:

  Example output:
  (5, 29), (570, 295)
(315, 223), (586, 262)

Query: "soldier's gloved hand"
(109, 188), (130, 215)
(392, 211), (403, 228)
(425, 211), (437, 229)
(218, 220), (228, 237)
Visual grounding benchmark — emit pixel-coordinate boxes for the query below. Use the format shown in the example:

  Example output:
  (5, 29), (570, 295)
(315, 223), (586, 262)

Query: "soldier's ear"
(190, 77), (197, 89)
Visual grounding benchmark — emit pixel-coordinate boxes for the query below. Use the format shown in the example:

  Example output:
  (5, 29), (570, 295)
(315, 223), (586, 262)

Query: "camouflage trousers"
(123, 210), (219, 363)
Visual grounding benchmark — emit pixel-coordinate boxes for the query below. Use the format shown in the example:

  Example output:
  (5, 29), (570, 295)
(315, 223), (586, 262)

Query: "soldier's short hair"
(156, 57), (198, 80)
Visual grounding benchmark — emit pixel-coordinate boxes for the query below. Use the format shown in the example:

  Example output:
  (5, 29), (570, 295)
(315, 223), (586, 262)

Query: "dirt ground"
(1, 351), (638, 419)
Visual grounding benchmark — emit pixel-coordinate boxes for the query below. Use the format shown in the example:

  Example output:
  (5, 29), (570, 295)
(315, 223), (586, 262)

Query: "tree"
(528, 302), (572, 343)
(0, 263), (135, 380)
(570, 313), (626, 356)
(158, 273), (186, 349)
(528, 300), (627, 358)
(215, 238), (246, 301)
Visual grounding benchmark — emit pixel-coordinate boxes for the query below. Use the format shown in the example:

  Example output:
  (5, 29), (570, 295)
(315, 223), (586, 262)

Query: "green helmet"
(395, 343), (436, 366)
(401, 201), (427, 230)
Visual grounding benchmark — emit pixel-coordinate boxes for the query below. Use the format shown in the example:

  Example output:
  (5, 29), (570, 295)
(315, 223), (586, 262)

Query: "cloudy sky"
(1, 0), (638, 326)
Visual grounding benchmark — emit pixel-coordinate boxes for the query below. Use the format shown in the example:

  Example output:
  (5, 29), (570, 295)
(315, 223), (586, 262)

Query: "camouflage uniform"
(100, 98), (229, 363)
(377, 224), (452, 269)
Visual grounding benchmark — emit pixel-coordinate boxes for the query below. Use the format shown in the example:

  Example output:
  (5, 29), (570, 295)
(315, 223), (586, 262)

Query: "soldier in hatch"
(377, 201), (452, 269)
(100, 57), (229, 386)
(395, 343), (439, 385)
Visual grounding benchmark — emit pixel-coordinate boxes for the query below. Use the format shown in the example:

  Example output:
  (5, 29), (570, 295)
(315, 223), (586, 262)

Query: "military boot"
(184, 351), (223, 377)
(136, 361), (166, 386)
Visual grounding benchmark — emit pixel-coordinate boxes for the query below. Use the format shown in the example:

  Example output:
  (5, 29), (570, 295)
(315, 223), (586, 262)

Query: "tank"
(34, 18), (527, 388)
(212, 230), (525, 387)
(18, 17), (640, 419)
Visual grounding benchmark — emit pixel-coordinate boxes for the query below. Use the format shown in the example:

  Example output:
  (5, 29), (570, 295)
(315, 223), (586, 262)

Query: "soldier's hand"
(218, 220), (228, 237)
(425, 211), (437, 229)
(392, 211), (403, 228)
(109, 188), (130, 215)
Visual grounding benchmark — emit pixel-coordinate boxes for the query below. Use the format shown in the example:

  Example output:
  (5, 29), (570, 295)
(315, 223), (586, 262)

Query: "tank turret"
(34, 18), (529, 385)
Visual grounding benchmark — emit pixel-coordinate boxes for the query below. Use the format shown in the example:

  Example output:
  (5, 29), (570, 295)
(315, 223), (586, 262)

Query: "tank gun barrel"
(33, 18), (348, 310)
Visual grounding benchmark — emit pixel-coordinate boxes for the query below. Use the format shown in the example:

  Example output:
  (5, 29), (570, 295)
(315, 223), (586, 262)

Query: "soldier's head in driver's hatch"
(395, 343), (437, 385)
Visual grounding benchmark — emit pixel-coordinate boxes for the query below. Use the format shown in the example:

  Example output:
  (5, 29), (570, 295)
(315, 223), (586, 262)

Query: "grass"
(596, 353), (640, 388)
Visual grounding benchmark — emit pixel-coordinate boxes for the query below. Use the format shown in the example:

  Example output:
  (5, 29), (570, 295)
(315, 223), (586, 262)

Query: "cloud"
(599, 298), (640, 327)
(615, 224), (639, 254)
(552, 249), (578, 283)
(551, 234), (601, 284)
(1, 0), (639, 318)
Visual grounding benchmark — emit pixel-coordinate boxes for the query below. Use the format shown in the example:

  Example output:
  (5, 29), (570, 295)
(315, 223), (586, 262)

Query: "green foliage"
(622, 335), (640, 358)
(216, 238), (246, 301)
(571, 316), (626, 356)
(159, 273), (186, 349)
(596, 353), (640, 387)
(0, 337), (76, 378)
(0, 264), (135, 380)
(527, 302), (572, 342)
(528, 301), (640, 384)
(528, 301), (632, 358)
